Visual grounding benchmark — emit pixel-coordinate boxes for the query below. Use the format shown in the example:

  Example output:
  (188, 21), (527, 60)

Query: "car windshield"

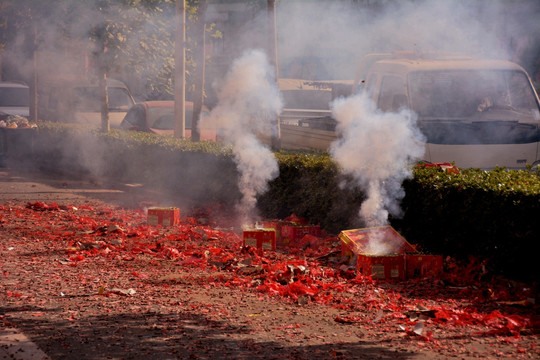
(409, 70), (539, 118)
(148, 107), (193, 130)
(0, 87), (29, 107)
(108, 88), (134, 110)
(74, 87), (134, 111)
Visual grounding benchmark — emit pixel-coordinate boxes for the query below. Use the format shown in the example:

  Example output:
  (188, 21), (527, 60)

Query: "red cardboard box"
(357, 254), (406, 281)
(147, 207), (180, 226)
(282, 224), (321, 247)
(243, 228), (276, 252)
(405, 254), (443, 278)
(262, 220), (291, 248)
(339, 226), (442, 281)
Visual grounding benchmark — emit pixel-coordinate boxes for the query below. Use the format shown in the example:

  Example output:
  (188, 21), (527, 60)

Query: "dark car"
(120, 100), (216, 140)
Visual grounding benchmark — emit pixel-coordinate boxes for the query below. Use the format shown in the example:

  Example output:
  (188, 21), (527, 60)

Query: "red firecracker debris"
(0, 203), (538, 359)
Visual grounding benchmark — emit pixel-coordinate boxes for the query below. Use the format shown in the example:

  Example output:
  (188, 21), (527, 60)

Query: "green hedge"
(31, 122), (240, 207)
(397, 166), (540, 280)
(258, 152), (365, 233)
(27, 122), (540, 279)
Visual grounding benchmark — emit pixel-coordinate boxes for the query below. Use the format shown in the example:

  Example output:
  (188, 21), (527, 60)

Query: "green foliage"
(33, 121), (239, 205)
(412, 166), (540, 196)
(0, 0), (219, 99)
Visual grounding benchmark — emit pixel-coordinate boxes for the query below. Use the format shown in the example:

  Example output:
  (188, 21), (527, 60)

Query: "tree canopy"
(0, 0), (221, 99)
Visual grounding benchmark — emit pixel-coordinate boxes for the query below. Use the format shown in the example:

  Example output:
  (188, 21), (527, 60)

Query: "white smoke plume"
(202, 49), (282, 225)
(365, 228), (404, 256)
(330, 92), (425, 228)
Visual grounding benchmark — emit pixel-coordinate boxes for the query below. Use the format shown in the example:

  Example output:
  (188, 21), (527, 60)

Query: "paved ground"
(0, 165), (154, 206)
(0, 327), (50, 360)
(0, 164), (158, 360)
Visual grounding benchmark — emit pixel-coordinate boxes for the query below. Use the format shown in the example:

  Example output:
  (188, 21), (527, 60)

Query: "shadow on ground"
(1, 305), (417, 360)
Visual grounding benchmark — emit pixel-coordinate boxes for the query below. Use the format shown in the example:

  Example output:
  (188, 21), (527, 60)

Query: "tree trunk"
(99, 70), (109, 133)
(267, 0), (280, 150)
(30, 21), (38, 123)
(174, 0), (186, 139)
(98, 37), (109, 133)
(191, 0), (208, 142)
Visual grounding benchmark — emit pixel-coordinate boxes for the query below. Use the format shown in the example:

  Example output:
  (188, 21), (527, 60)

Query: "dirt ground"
(0, 167), (538, 360)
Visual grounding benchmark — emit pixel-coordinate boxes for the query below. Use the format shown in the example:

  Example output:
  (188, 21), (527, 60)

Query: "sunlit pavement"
(0, 165), (164, 207)
(0, 165), (159, 360)
(0, 166), (85, 360)
(0, 327), (50, 360)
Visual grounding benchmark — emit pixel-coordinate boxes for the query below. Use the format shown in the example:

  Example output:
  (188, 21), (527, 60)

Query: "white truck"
(280, 52), (540, 169)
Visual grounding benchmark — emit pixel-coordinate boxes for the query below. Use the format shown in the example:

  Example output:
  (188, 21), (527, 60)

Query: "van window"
(409, 70), (539, 118)
(378, 76), (406, 112)
(412, 70), (540, 145)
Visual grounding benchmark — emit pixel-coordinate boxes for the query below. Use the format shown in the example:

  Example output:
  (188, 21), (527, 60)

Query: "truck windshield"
(409, 70), (539, 118)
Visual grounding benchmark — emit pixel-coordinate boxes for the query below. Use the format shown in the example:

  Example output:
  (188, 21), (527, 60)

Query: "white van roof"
(354, 52), (527, 86)
(370, 58), (525, 74)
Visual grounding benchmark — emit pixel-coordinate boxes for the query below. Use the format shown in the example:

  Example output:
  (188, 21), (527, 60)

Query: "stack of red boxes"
(339, 226), (442, 281)
(261, 220), (290, 248)
(262, 214), (321, 249)
(147, 207), (180, 226)
(281, 224), (321, 248)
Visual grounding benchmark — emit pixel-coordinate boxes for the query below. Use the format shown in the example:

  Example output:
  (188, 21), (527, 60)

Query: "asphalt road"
(0, 164), (162, 207)
(0, 164), (162, 360)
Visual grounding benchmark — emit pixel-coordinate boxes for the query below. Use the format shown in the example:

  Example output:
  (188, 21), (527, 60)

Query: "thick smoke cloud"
(202, 49), (282, 225)
(330, 93), (425, 230)
(271, 0), (540, 79)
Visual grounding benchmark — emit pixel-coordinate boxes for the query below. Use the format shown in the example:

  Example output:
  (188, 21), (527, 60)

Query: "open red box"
(339, 226), (442, 281)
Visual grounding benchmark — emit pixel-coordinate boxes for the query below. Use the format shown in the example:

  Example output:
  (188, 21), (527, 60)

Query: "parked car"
(120, 100), (216, 140)
(0, 81), (30, 120)
(39, 78), (135, 128)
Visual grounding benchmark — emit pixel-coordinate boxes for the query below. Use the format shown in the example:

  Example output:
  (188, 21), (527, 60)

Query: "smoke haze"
(365, 228), (404, 256)
(1, 0), (538, 226)
(272, 0), (540, 80)
(201, 49), (282, 225)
